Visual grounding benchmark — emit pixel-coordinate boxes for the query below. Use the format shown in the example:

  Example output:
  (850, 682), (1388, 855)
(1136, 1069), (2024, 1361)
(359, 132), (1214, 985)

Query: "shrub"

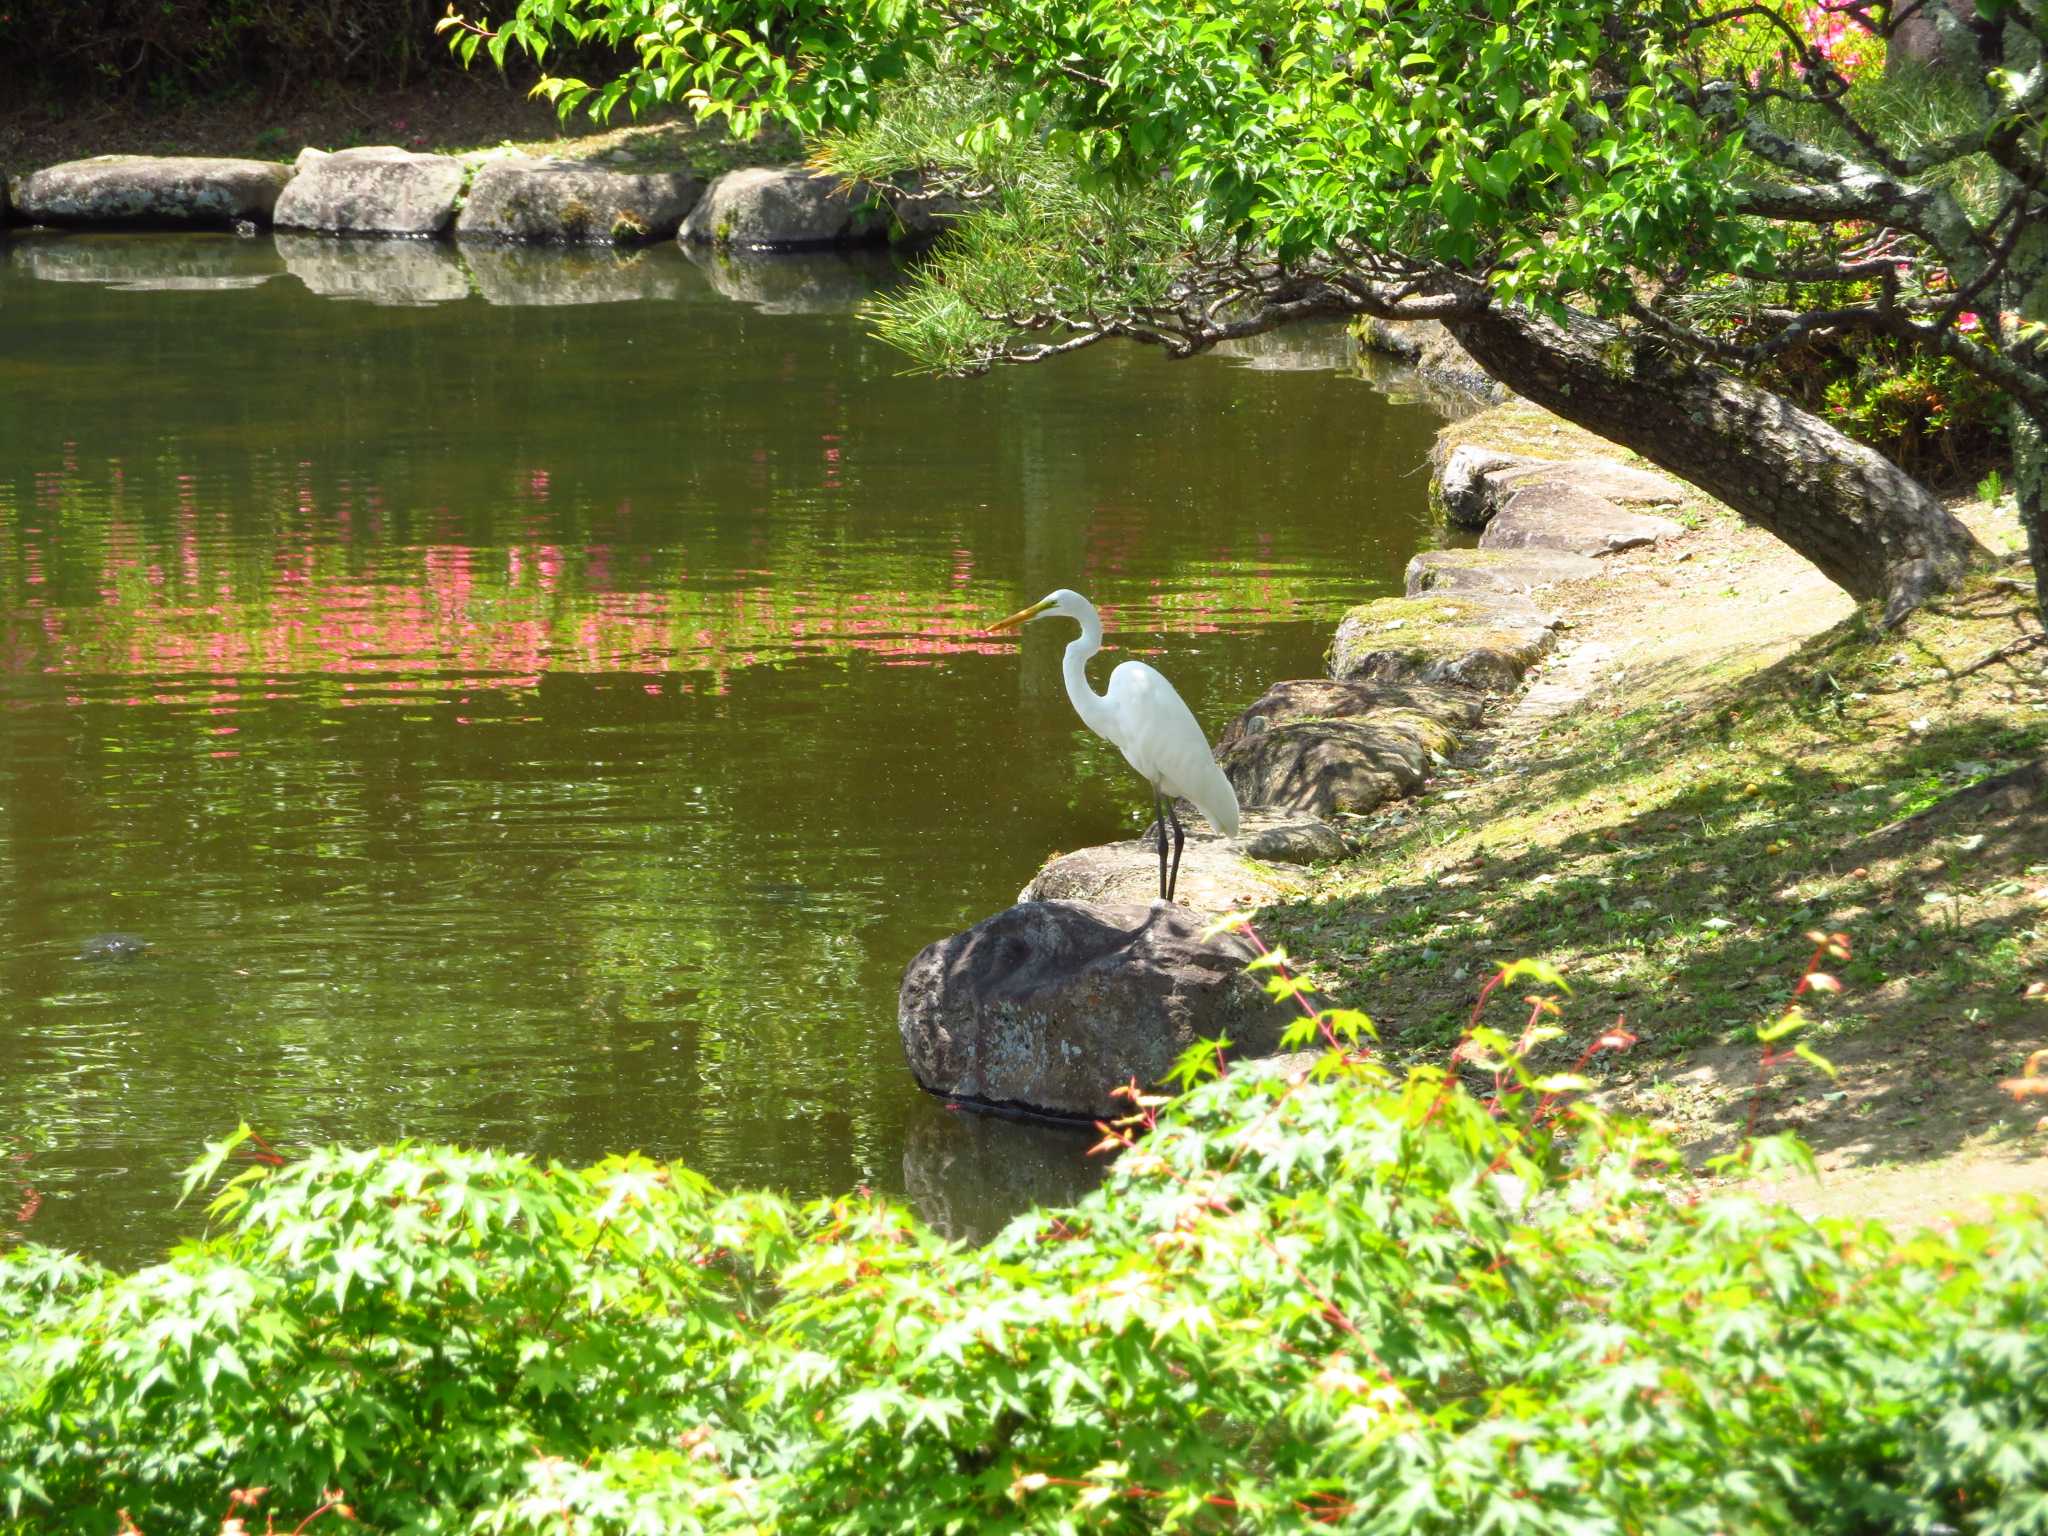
(1819, 343), (2014, 483)
(5, 976), (2047, 1534)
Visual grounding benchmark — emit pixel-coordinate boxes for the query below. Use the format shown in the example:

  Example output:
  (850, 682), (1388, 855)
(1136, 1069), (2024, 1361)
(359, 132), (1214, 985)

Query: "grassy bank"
(1269, 399), (2045, 1219)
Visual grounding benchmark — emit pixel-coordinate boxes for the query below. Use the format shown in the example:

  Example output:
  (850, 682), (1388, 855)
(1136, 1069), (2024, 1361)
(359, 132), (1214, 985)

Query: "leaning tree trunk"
(1442, 301), (1989, 624)
(2017, 411), (2048, 627)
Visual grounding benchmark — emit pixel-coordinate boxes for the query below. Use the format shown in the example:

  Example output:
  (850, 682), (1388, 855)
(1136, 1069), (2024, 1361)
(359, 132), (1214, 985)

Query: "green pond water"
(0, 231), (1445, 1263)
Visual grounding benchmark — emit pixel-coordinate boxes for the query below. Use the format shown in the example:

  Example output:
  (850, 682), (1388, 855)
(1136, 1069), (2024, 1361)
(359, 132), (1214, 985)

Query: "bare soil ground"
(1272, 399), (2048, 1234)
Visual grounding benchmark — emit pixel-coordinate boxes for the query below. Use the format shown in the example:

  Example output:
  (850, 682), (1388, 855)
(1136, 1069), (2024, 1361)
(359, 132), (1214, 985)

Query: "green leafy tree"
(448, 0), (2047, 626)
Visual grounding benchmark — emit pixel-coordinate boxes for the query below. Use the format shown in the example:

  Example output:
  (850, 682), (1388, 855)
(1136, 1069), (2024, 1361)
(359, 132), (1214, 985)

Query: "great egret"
(989, 589), (1240, 903)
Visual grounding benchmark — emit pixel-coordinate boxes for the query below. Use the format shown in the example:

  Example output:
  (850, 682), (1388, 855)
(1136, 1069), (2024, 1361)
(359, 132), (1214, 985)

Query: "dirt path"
(1522, 474), (2044, 1231)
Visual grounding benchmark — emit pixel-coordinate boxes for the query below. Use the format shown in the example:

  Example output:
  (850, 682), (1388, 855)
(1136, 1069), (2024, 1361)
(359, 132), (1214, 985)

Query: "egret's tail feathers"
(1191, 760), (1241, 839)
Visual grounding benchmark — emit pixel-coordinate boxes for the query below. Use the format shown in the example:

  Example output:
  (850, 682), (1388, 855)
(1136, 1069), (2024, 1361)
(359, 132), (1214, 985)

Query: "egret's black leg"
(1166, 800), (1187, 903)
(1154, 791), (1170, 901)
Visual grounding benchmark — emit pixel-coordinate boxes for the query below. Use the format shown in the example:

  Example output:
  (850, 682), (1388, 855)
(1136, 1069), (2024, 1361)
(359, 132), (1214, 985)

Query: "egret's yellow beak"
(986, 597), (1054, 634)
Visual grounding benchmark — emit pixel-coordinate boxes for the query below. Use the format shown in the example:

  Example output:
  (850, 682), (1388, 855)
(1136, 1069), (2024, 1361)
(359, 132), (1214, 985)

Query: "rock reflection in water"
(7, 231), (285, 292)
(686, 245), (905, 316)
(1212, 321), (1360, 372)
(276, 233), (470, 307)
(464, 241), (695, 306)
(900, 1105), (1104, 1246)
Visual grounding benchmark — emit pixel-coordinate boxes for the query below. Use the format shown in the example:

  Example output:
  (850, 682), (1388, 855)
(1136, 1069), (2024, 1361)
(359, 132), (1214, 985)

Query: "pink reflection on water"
(1, 503), (1310, 698)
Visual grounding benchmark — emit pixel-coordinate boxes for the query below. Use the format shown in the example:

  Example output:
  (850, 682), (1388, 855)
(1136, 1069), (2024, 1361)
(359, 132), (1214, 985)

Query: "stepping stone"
(1218, 678), (1484, 750)
(1480, 480), (1683, 557)
(1405, 546), (1604, 598)
(456, 158), (705, 244)
(1437, 446), (1685, 529)
(8, 156), (291, 230)
(1328, 591), (1555, 693)
(681, 165), (888, 250)
(273, 147), (465, 238)
(1217, 711), (1460, 820)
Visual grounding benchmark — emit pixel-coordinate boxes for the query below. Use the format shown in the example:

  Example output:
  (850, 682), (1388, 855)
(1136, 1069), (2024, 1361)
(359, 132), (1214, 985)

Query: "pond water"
(0, 231), (1445, 1264)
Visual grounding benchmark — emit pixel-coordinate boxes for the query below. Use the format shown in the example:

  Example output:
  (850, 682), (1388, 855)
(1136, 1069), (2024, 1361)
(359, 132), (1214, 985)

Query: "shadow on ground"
(1269, 585), (2048, 1175)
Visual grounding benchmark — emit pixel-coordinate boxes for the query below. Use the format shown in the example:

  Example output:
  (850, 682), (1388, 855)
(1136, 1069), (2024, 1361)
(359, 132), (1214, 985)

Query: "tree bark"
(2017, 411), (2048, 626)
(1441, 301), (1989, 623)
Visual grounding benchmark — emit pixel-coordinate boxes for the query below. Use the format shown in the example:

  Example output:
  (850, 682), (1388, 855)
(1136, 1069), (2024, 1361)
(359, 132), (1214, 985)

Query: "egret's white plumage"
(989, 588), (1238, 901)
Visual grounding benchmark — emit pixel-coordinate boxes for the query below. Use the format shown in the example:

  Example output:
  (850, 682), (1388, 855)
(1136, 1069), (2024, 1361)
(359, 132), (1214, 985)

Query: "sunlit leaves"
(7, 1054), (2048, 1533)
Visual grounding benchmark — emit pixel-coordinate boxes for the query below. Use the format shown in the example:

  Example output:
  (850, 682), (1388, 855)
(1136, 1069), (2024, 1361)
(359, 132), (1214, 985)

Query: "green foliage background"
(6, 1048), (2047, 1534)
(0, 0), (627, 105)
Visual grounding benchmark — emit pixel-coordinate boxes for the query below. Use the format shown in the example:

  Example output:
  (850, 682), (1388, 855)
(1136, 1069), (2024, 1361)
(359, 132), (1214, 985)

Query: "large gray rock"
(898, 899), (1292, 1120)
(1480, 480), (1684, 557)
(686, 245), (898, 313)
(681, 165), (889, 250)
(1405, 546), (1604, 599)
(457, 158), (704, 244)
(277, 233), (469, 306)
(8, 232), (284, 291)
(1217, 677), (1483, 752)
(1218, 711), (1460, 819)
(888, 176), (962, 242)
(1437, 449), (1684, 531)
(1019, 808), (1334, 917)
(1328, 592), (1555, 693)
(465, 242), (692, 306)
(1437, 445), (1528, 527)
(273, 147), (465, 237)
(8, 156), (291, 230)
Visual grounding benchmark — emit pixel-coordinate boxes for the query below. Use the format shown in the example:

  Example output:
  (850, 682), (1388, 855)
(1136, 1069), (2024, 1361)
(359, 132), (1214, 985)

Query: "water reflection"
(7, 231), (285, 292)
(687, 245), (908, 315)
(0, 234), (1443, 1261)
(277, 233), (470, 307)
(465, 241), (697, 307)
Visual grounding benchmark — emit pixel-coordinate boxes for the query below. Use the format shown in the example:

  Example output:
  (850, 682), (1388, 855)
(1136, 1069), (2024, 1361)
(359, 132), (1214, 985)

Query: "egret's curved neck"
(1060, 604), (1122, 745)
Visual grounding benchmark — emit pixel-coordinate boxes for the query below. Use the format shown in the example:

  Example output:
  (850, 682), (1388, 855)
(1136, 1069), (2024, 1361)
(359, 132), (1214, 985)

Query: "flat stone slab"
(1328, 592), (1555, 693)
(464, 242), (691, 306)
(1218, 710), (1460, 820)
(1405, 546), (1604, 599)
(1480, 480), (1684, 557)
(7, 232), (284, 291)
(1217, 677), (1483, 752)
(273, 147), (464, 237)
(277, 233), (468, 306)
(8, 156), (291, 230)
(457, 158), (704, 244)
(1438, 447), (1685, 530)
(686, 245), (898, 314)
(681, 165), (889, 250)
(1018, 809), (1336, 919)
(899, 899), (1291, 1120)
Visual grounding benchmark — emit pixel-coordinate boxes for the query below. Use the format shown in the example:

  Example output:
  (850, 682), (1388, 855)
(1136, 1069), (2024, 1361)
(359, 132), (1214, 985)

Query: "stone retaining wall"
(2, 149), (951, 252)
